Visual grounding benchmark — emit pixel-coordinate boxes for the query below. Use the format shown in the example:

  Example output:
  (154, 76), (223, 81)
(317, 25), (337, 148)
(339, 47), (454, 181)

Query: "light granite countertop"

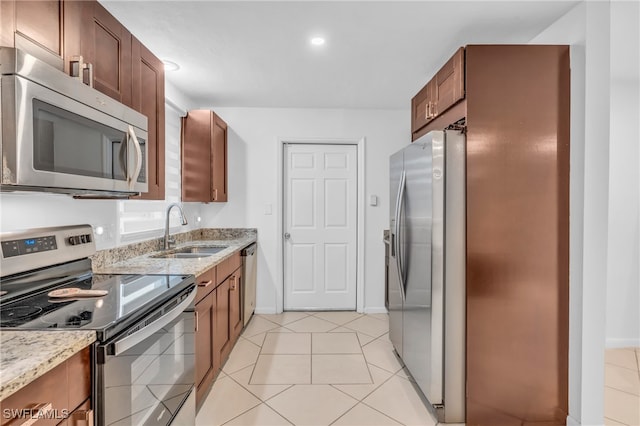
(93, 233), (257, 276)
(0, 330), (96, 401)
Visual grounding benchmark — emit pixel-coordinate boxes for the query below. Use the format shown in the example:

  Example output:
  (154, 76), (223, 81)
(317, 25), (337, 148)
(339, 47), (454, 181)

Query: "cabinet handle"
(198, 279), (213, 288)
(230, 276), (237, 291)
(195, 311), (199, 332)
(69, 55), (83, 79)
(213, 189), (218, 201)
(72, 409), (94, 426)
(82, 63), (94, 88)
(425, 102), (431, 119)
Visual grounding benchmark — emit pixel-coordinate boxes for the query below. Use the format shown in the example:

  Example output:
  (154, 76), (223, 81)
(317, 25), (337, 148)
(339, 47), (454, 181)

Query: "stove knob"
(68, 237), (77, 245)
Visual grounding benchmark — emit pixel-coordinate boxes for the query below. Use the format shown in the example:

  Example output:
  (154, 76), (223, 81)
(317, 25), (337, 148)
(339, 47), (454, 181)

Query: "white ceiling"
(100, 1), (579, 109)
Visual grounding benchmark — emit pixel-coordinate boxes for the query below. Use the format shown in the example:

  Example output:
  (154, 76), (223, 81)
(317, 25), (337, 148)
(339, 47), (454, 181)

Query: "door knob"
(284, 233), (291, 240)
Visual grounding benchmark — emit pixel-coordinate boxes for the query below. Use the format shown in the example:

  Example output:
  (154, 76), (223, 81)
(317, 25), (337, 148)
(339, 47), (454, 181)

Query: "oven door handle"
(109, 289), (195, 356)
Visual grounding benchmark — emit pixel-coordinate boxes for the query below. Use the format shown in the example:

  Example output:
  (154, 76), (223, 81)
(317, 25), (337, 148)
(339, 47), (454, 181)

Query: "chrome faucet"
(164, 203), (188, 250)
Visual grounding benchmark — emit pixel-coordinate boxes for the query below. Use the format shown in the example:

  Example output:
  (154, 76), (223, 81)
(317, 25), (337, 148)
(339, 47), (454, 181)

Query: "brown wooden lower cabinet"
(0, 347), (91, 426)
(215, 278), (232, 364)
(194, 253), (245, 410)
(195, 276), (217, 408)
(229, 267), (243, 342)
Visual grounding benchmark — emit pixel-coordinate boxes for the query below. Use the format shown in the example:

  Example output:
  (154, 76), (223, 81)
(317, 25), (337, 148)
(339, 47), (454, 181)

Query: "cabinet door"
(81, 1), (132, 106)
(215, 279), (231, 364)
(434, 47), (465, 116)
(131, 37), (165, 200)
(229, 267), (243, 341)
(411, 79), (436, 136)
(211, 113), (228, 202)
(181, 110), (213, 202)
(0, 0), (64, 69)
(195, 291), (215, 407)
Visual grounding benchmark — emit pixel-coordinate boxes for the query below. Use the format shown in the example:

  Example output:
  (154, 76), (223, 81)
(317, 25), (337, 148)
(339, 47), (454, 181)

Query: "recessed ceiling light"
(310, 37), (326, 46)
(162, 60), (180, 72)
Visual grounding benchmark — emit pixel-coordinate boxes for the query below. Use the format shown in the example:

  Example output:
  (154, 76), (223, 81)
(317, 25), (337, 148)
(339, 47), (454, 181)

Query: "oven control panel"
(1, 225), (96, 278)
(1, 235), (57, 258)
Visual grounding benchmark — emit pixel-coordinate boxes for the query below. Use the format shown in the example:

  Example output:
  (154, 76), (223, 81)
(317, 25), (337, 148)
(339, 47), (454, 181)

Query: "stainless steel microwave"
(0, 47), (148, 196)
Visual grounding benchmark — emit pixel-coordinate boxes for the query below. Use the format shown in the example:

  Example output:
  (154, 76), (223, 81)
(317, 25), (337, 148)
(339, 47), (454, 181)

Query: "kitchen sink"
(150, 246), (228, 259)
(152, 252), (213, 259)
(175, 246), (228, 254)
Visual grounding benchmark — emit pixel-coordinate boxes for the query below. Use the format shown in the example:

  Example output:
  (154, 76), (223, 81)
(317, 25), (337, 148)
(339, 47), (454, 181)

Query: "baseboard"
(606, 337), (640, 348)
(254, 307), (278, 315)
(363, 306), (389, 314)
(566, 414), (580, 426)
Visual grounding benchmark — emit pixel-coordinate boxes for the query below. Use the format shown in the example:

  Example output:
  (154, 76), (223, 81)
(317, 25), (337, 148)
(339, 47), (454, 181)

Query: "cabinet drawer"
(216, 253), (241, 285)
(0, 347), (90, 426)
(195, 267), (216, 303)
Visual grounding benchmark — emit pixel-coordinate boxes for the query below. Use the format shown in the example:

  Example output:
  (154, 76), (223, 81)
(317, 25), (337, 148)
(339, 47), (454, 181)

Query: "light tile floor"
(197, 314), (640, 425)
(197, 311), (437, 426)
(604, 347), (640, 426)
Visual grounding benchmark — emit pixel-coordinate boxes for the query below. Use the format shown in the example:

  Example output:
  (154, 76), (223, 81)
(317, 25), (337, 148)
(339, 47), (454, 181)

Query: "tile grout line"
(604, 384), (640, 398)
(217, 396), (262, 426)
(225, 367), (295, 405)
(603, 417), (630, 426)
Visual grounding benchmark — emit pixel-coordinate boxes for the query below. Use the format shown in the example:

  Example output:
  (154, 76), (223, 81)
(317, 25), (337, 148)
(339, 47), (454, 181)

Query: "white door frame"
(277, 137), (366, 313)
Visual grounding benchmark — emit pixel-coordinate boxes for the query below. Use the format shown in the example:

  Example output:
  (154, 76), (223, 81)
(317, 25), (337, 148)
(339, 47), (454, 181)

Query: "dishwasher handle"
(241, 243), (257, 256)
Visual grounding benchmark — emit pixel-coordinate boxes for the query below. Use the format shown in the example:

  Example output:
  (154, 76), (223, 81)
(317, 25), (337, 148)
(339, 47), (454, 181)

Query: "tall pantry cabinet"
(410, 45), (570, 425)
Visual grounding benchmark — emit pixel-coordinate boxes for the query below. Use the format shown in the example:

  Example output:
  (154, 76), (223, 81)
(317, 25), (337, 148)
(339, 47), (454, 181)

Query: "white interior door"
(284, 144), (357, 310)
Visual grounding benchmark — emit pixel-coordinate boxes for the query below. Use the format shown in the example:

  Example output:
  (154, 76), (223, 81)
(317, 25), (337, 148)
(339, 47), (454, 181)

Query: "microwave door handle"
(109, 289), (196, 356)
(118, 133), (128, 181)
(127, 125), (143, 190)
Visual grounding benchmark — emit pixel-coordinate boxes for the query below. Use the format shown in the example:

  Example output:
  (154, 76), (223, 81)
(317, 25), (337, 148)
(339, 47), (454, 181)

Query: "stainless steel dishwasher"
(241, 243), (257, 325)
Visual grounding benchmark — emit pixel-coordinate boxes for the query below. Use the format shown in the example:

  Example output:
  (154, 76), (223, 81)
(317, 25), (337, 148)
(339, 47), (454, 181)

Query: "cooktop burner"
(0, 305), (43, 322)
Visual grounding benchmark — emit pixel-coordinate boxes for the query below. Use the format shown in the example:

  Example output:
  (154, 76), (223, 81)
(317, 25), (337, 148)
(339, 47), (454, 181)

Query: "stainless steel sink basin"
(175, 246), (228, 254)
(152, 252), (213, 259)
(150, 246), (228, 259)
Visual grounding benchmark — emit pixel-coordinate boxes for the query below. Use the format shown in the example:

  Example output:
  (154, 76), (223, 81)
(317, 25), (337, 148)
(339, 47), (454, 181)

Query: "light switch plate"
(265, 204), (273, 215)
(370, 195), (378, 206)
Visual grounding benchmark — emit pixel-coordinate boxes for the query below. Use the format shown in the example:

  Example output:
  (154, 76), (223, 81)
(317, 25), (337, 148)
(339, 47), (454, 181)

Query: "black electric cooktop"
(0, 267), (194, 341)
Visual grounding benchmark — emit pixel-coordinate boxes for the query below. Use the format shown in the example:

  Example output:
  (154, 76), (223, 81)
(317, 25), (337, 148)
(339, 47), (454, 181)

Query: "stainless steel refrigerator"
(389, 130), (466, 423)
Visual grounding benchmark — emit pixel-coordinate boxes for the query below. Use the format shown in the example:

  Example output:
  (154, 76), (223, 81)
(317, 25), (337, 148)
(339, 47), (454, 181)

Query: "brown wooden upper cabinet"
(411, 47), (465, 138)
(0, 0), (65, 70)
(181, 110), (229, 203)
(80, 1), (132, 105)
(1, 0), (166, 200)
(130, 37), (166, 200)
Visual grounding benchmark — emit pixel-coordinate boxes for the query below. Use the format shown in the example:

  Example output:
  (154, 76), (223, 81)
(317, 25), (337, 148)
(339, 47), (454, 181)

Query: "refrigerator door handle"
(395, 170), (407, 301)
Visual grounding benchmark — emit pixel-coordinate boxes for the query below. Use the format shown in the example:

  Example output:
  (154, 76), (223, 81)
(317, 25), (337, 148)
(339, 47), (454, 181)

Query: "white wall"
(530, 0), (640, 424)
(606, 0), (640, 349)
(199, 107), (408, 314)
(0, 81), (201, 250)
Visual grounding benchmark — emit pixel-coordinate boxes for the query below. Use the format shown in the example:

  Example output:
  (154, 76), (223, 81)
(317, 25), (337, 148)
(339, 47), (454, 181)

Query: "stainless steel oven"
(0, 47), (148, 195)
(95, 283), (195, 426)
(0, 225), (196, 425)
